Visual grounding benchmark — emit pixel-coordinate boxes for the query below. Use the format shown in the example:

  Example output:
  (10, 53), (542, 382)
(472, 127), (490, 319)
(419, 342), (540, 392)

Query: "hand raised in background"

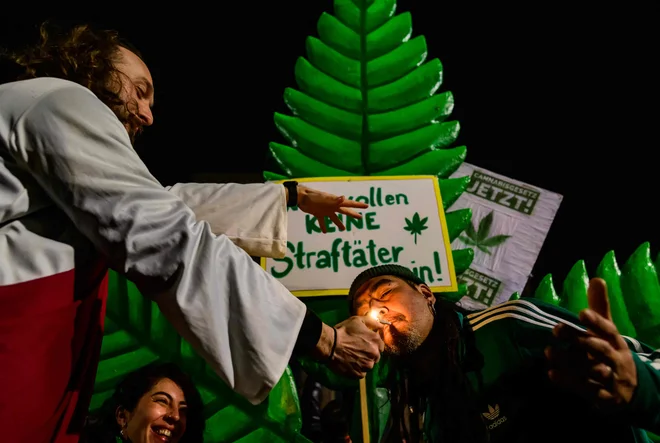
(546, 278), (638, 410)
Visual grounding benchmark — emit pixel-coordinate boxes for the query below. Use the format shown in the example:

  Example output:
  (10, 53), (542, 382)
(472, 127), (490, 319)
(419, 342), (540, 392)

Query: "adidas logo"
(482, 405), (499, 420)
(483, 404), (507, 430)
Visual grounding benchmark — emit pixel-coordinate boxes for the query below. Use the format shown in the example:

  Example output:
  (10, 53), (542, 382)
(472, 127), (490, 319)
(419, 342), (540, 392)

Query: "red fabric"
(0, 265), (108, 443)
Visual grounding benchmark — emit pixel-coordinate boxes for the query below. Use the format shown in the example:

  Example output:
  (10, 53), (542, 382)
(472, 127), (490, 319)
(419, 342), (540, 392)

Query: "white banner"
(450, 163), (563, 309)
(261, 176), (457, 296)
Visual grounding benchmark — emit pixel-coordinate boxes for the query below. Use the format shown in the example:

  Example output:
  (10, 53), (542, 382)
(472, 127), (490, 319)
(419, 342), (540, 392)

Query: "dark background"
(2, 2), (658, 294)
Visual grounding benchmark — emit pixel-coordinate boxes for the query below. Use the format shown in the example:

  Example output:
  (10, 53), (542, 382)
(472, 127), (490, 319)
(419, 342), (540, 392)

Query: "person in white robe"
(0, 23), (384, 443)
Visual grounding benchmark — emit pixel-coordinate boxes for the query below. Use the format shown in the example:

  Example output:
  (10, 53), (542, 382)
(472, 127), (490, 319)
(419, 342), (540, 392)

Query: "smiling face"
(116, 377), (187, 443)
(111, 46), (154, 141)
(352, 276), (436, 356)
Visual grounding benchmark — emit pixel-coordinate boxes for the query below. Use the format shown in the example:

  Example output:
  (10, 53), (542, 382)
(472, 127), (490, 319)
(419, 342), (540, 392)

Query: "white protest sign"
(261, 176), (458, 297)
(449, 163), (563, 309)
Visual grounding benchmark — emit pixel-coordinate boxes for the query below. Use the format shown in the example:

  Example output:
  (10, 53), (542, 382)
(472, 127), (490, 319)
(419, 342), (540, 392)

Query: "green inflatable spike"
(439, 176), (470, 210)
(438, 283), (469, 304)
(528, 242), (660, 348)
(621, 242), (660, 346)
(452, 249), (475, 275)
(509, 292), (520, 301)
(445, 208), (472, 242)
(372, 146), (466, 177)
(369, 92), (454, 139)
(655, 251), (660, 283)
(535, 274), (560, 305)
(560, 260), (589, 314)
(596, 250), (637, 338)
(264, 171), (288, 182)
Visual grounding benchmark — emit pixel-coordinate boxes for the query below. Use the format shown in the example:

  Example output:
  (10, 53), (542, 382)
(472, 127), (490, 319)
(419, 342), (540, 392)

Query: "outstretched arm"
(9, 83), (304, 404)
(167, 181), (368, 258)
(166, 182), (289, 258)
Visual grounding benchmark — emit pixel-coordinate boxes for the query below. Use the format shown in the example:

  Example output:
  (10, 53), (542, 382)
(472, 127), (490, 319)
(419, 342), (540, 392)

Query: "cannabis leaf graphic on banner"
(460, 211), (510, 254)
(404, 212), (428, 244)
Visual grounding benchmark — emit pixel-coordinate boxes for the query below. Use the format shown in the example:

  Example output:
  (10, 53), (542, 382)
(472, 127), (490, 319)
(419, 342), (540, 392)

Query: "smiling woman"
(80, 362), (205, 443)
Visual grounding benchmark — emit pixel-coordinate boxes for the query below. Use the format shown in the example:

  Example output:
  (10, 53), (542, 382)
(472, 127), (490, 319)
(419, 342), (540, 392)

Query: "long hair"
(385, 296), (489, 442)
(81, 362), (205, 443)
(0, 20), (143, 138)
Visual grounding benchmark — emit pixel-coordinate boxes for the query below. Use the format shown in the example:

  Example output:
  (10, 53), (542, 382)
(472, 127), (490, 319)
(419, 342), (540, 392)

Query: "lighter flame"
(370, 309), (380, 320)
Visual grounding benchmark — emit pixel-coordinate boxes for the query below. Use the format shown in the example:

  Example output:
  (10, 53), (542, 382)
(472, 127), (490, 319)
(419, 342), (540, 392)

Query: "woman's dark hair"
(0, 20), (143, 139)
(385, 296), (490, 443)
(81, 362), (205, 443)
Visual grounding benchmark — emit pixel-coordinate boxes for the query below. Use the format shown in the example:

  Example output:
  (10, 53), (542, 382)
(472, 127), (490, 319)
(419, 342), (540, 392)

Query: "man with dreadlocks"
(0, 22), (384, 442)
(348, 264), (660, 442)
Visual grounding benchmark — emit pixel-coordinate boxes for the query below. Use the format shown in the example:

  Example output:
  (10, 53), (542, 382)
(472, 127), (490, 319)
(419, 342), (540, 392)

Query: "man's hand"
(545, 278), (638, 410)
(296, 185), (369, 233)
(315, 316), (385, 378)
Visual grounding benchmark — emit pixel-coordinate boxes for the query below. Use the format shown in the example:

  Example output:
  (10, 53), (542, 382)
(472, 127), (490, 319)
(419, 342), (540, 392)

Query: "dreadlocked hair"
(385, 296), (490, 442)
(0, 20), (143, 139)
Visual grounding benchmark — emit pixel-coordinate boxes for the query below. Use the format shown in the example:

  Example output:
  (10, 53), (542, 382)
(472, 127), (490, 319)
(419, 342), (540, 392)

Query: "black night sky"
(2, 2), (658, 293)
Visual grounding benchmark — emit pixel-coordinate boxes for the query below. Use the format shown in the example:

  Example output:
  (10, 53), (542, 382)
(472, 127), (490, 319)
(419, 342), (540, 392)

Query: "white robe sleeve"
(9, 83), (306, 404)
(165, 182), (288, 258)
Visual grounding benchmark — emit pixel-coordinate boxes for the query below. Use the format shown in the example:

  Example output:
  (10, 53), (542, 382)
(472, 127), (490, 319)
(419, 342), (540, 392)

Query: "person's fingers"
(553, 323), (591, 343)
(377, 336), (385, 353)
(579, 309), (626, 350)
(362, 359), (375, 370)
(545, 346), (588, 372)
(329, 213), (346, 231)
(548, 369), (604, 400)
(596, 389), (616, 404)
(317, 216), (327, 233)
(361, 315), (385, 331)
(575, 335), (621, 369)
(338, 198), (368, 208)
(587, 278), (612, 321)
(338, 207), (363, 219)
(589, 362), (614, 386)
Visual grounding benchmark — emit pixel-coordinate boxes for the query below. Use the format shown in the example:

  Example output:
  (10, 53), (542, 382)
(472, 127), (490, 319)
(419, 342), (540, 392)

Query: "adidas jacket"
(0, 77), (306, 442)
(425, 298), (660, 442)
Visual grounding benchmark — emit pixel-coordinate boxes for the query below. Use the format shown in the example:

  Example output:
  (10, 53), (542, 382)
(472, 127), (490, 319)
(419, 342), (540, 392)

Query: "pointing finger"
(587, 278), (612, 321)
(339, 199), (369, 209)
(338, 207), (363, 219)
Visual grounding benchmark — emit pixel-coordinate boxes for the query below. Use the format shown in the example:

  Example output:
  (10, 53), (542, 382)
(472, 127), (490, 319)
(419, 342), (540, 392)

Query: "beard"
(110, 100), (143, 145)
(384, 322), (425, 356)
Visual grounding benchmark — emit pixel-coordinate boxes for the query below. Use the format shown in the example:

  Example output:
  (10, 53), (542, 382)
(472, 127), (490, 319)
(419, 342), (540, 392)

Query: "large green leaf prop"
(91, 273), (312, 443)
(525, 242), (660, 443)
(263, 0), (475, 441)
(264, 0), (474, 311)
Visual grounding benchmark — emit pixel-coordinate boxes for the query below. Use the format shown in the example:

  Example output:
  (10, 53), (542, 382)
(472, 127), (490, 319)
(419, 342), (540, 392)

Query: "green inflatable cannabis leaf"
(403, 212), (428, 244)
(264, 0), (474, 302)
(263, 1), (477, 441)
(264, 0), (466, 184)
(460, 211), (510, 254)
(91, 273), (311, 443)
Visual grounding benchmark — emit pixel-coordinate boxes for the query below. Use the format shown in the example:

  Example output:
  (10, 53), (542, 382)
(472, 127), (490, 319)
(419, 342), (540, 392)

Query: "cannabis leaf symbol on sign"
(404, 212), (428, 244)
(460, 211), (511, 255)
